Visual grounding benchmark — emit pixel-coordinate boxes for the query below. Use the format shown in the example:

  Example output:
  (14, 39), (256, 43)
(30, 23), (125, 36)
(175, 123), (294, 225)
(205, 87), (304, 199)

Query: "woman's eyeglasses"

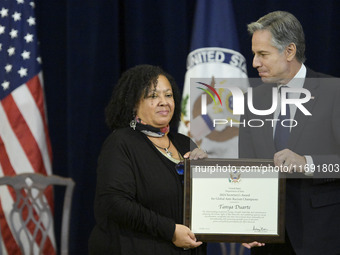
(175, 161), (184, 184)
(175, 161), (184, 175)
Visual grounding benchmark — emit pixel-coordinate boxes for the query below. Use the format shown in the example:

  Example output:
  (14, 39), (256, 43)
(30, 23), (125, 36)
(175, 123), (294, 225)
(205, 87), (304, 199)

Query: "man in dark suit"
(239, 11), (340, 255)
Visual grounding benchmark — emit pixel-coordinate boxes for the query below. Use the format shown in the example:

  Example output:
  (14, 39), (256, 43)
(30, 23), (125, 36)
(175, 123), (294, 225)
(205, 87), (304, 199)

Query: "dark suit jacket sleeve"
(94, 131), (176, 242)
(310, 82), (340, 178)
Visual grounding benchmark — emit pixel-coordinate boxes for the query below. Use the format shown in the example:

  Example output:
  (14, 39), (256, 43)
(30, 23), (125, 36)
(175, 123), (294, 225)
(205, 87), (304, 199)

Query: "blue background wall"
(35, 0), (340, 253)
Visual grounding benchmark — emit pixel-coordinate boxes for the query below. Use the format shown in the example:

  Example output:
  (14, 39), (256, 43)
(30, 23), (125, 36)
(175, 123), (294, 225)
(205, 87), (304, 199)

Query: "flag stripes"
(26, 76), (53, 162)
(0, 114), (55, 253)
(0, 1), (55, 252)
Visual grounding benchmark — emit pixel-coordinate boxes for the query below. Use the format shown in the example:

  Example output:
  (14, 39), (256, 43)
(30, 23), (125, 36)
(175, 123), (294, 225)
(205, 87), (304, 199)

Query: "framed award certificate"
(183, 158), (285, 243)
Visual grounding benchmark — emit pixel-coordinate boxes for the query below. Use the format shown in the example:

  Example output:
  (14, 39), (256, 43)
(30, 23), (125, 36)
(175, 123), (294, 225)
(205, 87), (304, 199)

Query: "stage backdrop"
(34, 0), (340, 253)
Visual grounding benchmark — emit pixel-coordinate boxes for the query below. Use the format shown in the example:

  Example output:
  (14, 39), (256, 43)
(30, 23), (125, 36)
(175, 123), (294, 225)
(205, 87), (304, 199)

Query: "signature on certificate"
(253, 225), (268, 233)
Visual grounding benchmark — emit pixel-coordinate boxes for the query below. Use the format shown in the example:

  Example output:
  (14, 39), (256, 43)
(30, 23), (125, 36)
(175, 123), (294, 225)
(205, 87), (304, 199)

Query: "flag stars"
(0, 8), (9, 18)
(18, 67), (28, 77)
(27, 16), (35, 26)
(1, 80), (10, 90)
(12, 12), (21, 21)
(37, 56), (42, 64)
(0, 25), (5, 35)
(21, 50), (30, 60)
(5, 64), (12, 73)
(17, 0), (25, 4)
(7, 47), (15, 56)
(9, 29), (18, 39)
(24, 33), (33, 43)
(30, 2), (35, 8)
(0, 43), (2, 51)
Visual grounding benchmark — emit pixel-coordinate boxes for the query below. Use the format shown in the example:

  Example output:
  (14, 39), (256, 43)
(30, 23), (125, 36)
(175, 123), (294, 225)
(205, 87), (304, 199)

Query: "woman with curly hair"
(89, 64), (207, 255)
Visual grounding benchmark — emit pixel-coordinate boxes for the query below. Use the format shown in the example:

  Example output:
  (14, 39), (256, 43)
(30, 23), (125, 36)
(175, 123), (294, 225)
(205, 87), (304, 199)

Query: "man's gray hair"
(247, 11), (306, 63)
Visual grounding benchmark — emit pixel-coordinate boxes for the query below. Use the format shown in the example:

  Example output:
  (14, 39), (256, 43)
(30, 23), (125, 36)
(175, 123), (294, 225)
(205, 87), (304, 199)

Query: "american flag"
(0, 0), (55, 254)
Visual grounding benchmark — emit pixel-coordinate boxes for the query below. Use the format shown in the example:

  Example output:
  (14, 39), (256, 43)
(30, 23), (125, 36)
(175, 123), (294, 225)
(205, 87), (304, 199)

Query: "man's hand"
(274, 149), (306, 173)
(184, 148), (208, 160)
(172, 224), (202, 249)
(242, 242), (265, 249)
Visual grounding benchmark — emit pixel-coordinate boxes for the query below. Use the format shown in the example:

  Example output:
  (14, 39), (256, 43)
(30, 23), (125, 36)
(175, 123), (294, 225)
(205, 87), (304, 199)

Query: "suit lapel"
(288, 71), (319, 149)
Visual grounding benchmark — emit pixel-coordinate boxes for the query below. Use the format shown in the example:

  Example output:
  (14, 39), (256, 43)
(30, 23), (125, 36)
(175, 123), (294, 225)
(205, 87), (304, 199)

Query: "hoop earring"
(130, 111), (137, 130)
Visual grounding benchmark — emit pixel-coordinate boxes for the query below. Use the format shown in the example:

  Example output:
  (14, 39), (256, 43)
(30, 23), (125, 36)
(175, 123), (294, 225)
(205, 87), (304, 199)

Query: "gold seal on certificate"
(183, 158), (285, 243)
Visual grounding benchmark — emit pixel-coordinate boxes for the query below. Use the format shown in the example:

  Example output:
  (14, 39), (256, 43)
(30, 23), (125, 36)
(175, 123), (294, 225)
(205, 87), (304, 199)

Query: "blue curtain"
(35, 0), (340, 253)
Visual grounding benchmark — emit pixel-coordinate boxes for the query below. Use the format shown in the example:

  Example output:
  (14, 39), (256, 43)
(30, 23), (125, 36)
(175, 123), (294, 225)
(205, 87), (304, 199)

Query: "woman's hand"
(172, 224), (202, 249)
(183, 148), (207, 160)
(242, 241), (265, 249)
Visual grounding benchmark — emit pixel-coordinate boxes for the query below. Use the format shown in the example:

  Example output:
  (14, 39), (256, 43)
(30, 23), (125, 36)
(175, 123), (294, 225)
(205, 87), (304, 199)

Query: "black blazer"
(88, 127), (206, 255)
(239, 68), (340, 254)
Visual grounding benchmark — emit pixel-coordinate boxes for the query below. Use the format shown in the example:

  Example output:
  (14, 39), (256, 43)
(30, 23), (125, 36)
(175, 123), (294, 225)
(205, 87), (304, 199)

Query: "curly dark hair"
(105, 65), (181, 131)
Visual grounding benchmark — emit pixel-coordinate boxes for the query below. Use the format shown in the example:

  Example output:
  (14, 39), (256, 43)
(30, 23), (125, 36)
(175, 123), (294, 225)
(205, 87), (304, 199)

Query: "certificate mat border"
(183, 158), (286, 243)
